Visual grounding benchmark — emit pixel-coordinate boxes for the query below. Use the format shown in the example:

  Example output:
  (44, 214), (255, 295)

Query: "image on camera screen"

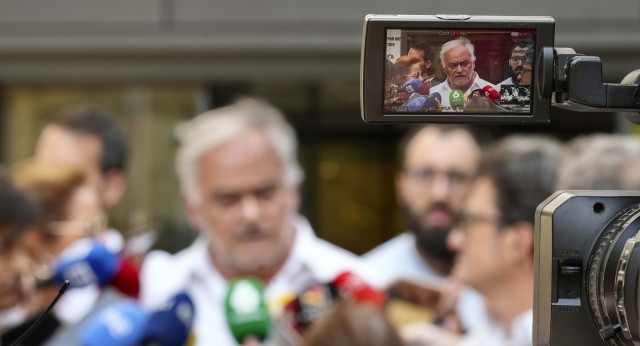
(384, 28), (536, 115)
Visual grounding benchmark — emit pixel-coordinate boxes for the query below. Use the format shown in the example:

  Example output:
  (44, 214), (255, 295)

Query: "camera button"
(435, 14), (471, 20)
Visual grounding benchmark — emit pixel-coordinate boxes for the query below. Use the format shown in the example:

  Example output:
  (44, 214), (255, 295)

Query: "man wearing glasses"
(447, 135), (560, 345)
(500, 39), (534, 87)
(430, 37), (498, 112)
(364, 125), (485, 332)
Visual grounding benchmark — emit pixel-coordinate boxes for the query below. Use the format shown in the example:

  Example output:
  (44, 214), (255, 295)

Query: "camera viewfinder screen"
(384, 29), (536, 114)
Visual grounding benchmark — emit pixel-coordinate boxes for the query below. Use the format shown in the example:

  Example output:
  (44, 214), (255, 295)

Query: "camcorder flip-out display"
(361, 14), (640, 346)
(361, 14), (640, 124)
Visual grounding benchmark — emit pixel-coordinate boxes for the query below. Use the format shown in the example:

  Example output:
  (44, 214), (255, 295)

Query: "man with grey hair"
(139, 98), (372, 345)
(557, 134), (640, 190)
(430, 37), (498, 112)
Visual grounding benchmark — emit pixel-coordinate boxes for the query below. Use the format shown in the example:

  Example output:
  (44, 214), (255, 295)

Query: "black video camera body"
(535, 191), (640, 345)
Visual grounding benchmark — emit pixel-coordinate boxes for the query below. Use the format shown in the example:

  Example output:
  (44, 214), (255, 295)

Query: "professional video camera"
(360, 15), (640, 345)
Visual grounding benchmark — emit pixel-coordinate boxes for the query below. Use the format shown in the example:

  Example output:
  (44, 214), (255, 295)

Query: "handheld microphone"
(78, 300), (148, 346)
(296, 284), (337, 329)
(406, 97), (427, 112)
(109, 256), (140, 298)
(141, 292), (195, 346)
(54, 238), (119, 288)
(331, 272), (386, 307)
(402, 79), (422, 94)
(225, 278), (271, 344)
(423, 92), (442, 110)
(50, 238), (140, 297)
(466, 88), (487, 101)
(9, 281), (70, 346)
(449, 90), (464, 111)
(482, 85), (500, 101)
(417, 82), (430, 96)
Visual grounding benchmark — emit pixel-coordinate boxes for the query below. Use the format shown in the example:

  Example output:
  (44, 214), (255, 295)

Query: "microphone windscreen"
(142, 292), (195, 346)
(466, 88), (486, 100)
(282, 298), (303, 333)
(296, 284), (337, 327)
(482, 85), (500, 100)
(54, 238), (119, 288)
(331, 271), (386, 307)
(449, 90), (465, 108)
(424, 92), (442, 110)
(406, 97), (427, 112)
(417, 83), (430, 96)
(79, 300), (147, 346)
(402, 79), (422, 94)
(225, 277), (271, 343)
(110, 256), (140, 298)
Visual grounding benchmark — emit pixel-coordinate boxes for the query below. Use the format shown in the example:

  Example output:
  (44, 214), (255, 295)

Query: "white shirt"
(499, 77), (514, 87)
(430, 74), (497, 112)
(139, 216), (376, 346)
(460, 309), (533, 346)
(364, 233), (445, 288)
(364, 232), (487, 332)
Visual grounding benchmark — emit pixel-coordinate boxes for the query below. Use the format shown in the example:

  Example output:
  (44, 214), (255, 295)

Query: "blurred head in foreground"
(448, 135), (560, 323)
(13, 161), (106, 271)
(0, 172), (41, 311)
(303, 301), (402, 346)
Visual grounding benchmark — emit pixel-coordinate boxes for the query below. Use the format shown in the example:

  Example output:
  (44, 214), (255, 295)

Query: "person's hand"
(401, 321), (461, 346)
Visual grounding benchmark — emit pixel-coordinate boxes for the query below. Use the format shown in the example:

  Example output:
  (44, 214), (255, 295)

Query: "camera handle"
(537, 47), (640, 116)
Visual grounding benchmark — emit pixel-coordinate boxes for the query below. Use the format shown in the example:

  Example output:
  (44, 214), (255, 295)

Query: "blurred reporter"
(140, 97), (374, 345)
(0, 172), (49, 345)
(446, 135), (561, 345)
(11, 161), (127, 345)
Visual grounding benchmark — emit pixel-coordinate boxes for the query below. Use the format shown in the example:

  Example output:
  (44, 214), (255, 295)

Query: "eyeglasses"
(405, 168), (472, 191)
(509, 56), (532, 63)
(455, 212), (501, 233)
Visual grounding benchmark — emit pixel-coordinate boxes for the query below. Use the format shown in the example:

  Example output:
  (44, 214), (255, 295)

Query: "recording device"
(282, 271), (386, 332)
(361, 14), (640, 123)
(534, 192), (640, 345)
(53, 238), (119, 288)
(284, 283), (337, 332)
(225, 277), (271, 344)
(37, 238), (140, 297)
(362, 14), (640, 346)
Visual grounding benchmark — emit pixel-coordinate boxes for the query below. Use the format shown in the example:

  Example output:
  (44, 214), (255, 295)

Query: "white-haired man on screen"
(139, 98), (374, 346)
(431, 37), (498, 112)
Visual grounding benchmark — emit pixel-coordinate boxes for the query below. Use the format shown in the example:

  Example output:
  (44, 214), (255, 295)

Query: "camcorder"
(360, 15), (640, 346)
(360, 14), (640, 124)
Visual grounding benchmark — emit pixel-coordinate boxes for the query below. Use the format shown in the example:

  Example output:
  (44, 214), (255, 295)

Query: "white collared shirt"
(460, 309), (533, 346)
(430, 74), (497, 112)
(363, 232), (487, 333)
(139, 216), (376, 346)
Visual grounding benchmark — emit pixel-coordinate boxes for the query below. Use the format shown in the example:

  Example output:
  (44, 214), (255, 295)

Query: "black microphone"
(9, 280), (70, 346)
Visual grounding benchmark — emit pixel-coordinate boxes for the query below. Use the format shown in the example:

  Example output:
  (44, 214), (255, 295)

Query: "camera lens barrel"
(588, 202), (640, 344)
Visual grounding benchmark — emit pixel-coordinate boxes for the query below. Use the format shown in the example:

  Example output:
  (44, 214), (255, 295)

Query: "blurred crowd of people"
(0, 96), (638, 346)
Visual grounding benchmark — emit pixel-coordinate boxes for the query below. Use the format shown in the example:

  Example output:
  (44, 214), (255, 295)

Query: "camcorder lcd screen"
(383, 28), (536, 115)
